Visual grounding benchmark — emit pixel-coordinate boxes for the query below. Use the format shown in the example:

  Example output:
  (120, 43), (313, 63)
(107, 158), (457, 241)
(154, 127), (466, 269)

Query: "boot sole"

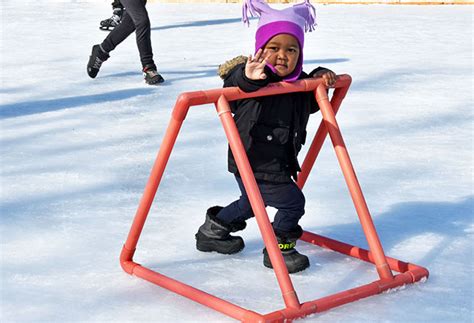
(196, 240), (244, 255)
(195, 231), (244, 255)
(263, 253), (310, 274)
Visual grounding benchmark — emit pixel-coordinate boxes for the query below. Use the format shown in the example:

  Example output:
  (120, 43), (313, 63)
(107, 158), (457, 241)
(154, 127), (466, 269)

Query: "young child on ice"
(195, 0), (337, 274)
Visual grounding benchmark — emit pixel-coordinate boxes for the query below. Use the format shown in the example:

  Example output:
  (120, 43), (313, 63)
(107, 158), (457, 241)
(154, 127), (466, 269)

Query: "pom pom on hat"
(242, 0), (317, 82)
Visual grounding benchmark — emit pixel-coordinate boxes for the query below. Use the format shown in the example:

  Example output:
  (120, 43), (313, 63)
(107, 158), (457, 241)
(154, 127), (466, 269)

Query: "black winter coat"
(223, 63), (324, 183)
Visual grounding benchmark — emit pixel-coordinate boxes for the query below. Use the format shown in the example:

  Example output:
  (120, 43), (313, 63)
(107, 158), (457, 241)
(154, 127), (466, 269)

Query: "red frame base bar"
(121, 233), (428, 322)
(120, 75), (429, 322)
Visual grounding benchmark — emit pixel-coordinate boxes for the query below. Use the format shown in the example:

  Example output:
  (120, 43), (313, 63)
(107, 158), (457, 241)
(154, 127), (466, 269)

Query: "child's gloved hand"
(312, 68), (337, 87)
(245, 49), (268, 80)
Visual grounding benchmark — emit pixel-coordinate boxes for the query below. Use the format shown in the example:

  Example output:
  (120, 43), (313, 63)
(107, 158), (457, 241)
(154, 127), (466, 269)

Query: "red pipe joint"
(120, 245), (138, 274)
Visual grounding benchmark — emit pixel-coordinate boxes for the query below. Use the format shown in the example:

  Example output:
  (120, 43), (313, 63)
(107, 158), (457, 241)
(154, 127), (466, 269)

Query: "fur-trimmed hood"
(217, 55), (248, 79)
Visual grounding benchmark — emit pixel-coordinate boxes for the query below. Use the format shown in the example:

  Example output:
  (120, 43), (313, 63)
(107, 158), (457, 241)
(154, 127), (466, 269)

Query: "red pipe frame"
(120, 75), (429, 322)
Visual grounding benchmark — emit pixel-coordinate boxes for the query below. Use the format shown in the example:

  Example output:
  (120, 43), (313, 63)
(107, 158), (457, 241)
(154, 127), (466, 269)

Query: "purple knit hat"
(242, 0), (317, 82)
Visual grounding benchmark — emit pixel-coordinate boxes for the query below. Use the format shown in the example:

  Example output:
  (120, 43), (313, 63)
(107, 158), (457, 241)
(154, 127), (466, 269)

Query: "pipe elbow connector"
(120, 245), (138, 274)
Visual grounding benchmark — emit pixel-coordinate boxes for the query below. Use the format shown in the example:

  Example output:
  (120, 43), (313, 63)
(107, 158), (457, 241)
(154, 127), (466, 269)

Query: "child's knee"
(291, 187), (306, 212)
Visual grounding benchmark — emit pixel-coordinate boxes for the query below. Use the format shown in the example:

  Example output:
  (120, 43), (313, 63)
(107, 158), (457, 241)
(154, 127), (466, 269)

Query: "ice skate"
(143, 64), (165, 85)
(100, 8), (124, 31)
(87, 44), (109, 79)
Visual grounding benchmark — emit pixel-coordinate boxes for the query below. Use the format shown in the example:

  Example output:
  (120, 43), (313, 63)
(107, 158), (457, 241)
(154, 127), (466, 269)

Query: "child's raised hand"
(245, 49), (268, 80)
(312, 68), (338, 87)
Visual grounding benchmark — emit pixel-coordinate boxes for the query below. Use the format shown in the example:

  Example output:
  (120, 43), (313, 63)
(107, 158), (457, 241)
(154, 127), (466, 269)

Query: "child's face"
(263, 34), (300, 77)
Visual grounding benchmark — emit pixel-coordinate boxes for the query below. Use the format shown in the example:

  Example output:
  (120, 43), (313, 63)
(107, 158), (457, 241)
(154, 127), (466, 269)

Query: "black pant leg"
(117, 0), (154, 68)
(267, 181), (305, 233)
(101, 0), (155, 69)
(100, 11), (135, 53)
(216, 176), (305, 232)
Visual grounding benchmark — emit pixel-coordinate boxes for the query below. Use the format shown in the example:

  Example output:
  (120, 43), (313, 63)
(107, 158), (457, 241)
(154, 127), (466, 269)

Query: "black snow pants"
(216, 176), (306, 233)
(101, 0), (155, 69)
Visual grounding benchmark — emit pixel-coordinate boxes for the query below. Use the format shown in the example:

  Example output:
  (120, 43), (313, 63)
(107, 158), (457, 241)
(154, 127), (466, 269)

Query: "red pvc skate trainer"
(120, 75), (429, 322)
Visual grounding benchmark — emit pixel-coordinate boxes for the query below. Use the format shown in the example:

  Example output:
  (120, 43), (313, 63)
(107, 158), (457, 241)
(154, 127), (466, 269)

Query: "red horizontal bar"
(262, 271), (416, 322)
(171, 76), (352, 121)
(301, 231), (429, 279)
(124, 238), (427, 323)
(130, 263), (264, 322)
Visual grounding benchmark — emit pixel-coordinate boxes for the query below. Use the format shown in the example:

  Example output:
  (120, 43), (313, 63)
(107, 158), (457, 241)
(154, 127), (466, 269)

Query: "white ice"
(1, 1), (473, 322)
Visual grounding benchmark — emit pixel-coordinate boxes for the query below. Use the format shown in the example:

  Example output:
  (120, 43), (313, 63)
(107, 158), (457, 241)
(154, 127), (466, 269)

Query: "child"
(87, 0), (164, 85)
(195, 0), (337, 274)
(99, 0), (125, 31)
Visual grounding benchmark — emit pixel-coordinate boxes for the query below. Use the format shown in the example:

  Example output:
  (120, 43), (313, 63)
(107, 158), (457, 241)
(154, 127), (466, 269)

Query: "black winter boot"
(143, 64), (165, 85)
(195, 206), (245, 254)
(87, 44), (110, 78)
(263, 225), (309, 274)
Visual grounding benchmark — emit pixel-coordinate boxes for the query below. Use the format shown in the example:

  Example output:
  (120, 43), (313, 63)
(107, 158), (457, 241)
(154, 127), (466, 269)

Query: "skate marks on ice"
(151, 17), (243, 31)
(0, 88), (154, 119)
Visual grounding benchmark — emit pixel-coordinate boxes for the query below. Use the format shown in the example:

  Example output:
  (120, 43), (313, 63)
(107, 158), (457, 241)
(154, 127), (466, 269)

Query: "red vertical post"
(215, 95), (301, 310)
(315, 84), (393, 280)
(120, 95), (191, 272)
(297, 79), (352, 189)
